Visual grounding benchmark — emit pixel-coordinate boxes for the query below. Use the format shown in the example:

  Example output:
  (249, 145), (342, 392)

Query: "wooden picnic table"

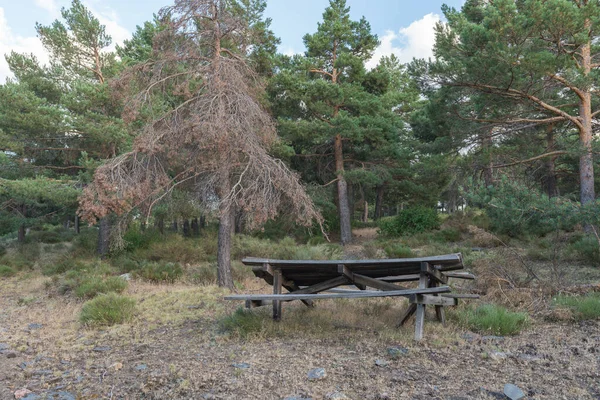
(225, 253), (477, 340)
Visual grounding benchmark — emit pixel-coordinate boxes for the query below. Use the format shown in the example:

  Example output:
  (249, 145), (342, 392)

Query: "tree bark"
(217, 207), (234, 289)
(200, 215), (206, 229)
(191, 218), (200, 237)
(374, 184), (385, 220)
(97, 217), (110, 259)
(335, 134), (352, 245)
(362, 201), (369, 223)
(579, 31), (595, 206)
(171, 220), (178, 233)
(183, 219), (191, 237)
(74, 214), (80, 234)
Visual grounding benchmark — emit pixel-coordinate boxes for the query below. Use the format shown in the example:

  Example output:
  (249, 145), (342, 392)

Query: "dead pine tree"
(79, 0), (322, 289)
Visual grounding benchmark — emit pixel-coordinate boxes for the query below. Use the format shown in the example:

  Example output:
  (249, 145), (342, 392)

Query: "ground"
(0, 228), (599, 399)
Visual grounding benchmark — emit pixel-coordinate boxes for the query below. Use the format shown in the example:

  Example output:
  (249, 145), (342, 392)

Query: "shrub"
(378, 207), (440, 236)
(135, 261), (183, 283)
(74, 276), (128, 299)
(384, 243), (413, 258)
(553, 293), (600, 320)
(44, 257), (87, 275)
(0, 245), (6, 257)
(123, 226), (161, 252)
(79, 293), (136, 326)
(435, 228), (461, 242)
(566, 236), (599, 265)
(0, 265), (16, 277)
(135, 235), (204, 264)
(455, 304), (528, 335)
(73, 228), (98, 256)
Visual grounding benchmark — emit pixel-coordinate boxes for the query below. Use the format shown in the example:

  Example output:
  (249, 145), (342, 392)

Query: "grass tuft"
(454, 304), (528, 336)
(74, 276), (128, 299)
(553, 293), (600, 320)
(0, 265), (16, 277)
(79, 293), (136, 326)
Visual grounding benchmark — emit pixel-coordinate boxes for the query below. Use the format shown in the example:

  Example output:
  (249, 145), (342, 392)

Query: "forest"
(0, 0), (600, 399)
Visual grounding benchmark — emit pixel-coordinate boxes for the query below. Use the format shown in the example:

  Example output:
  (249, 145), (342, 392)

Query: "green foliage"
(435, 228), (461, 242)
(122, 226), (161, 252)
(378, 207), (440, 236)
(219, 307), (266, 338)
(72, 227), (98, 256)
(79, 293), (135, 326)
(554, 293), (600, 321)
(43, 257), (87, 275)
(455, 304), (528, 336)
(133, 234), (207, 264)
(233, 235), (342, 260)
(134, 261), (183, 283)
(383, 243), (413, 258)
(566, 236), (599, 265)
(0, 265), (16, 277)
(73, 276), (127, 299)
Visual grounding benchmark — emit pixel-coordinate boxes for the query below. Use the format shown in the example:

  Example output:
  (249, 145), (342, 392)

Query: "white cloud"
(279, 45), (300, 58)
(83, 2), (130, 51)
(367, 13), (441, 69)
(34, 0), (60, 17)
(0, 7), (49, 83)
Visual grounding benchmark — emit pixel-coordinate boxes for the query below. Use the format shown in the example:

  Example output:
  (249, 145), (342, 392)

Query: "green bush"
(566, 236), (599, 265)
(73, 228), (98, 256)
(135, 235), (204, 264)
(553, 293), (600, 320)
(0, 265), (16, 277)
(435, 228), (461, 242)
(123, 226), (161, 251)
(26, 228), (75, 244)
(378, 207), (440, 237)
(44, 257), (88, 275)
(74, 276), (127, 299)
(0, 245), (6, 257)
(384, 243), (413, 258)
(135, 261), (183, 283)
(455, 304), (528, 335)
(79, 293), (136, 326)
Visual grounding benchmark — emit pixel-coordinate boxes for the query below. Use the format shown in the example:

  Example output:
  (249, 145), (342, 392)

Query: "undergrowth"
(453, 304), (528, 336)
(79, 293), (136, 326)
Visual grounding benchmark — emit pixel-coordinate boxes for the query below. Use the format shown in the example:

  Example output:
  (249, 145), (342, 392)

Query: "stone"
(481, 335), (505, 343)
(135, 364), (148, 371)
(6, 352), (17, 359)
(14, 388), (33, 399)
(232, 362), (250, 369)
(489, 351), (509, 361)
(374, 359), (388, 367)
(92, 346), (111, 352)
(0, 343), (9, 351)
(326, 392), (349, 399)
(27, 323), (43, 330)
(119, 273), (131, 281)
(46, 391), (76, 400)
(32, 370), (53, 376)
(307, 367), (326, 380)
(283, 397), (313, 400)
(504, 384), (526, 400)
(21, 394), (40, 400)
(386, 346), (409, 358)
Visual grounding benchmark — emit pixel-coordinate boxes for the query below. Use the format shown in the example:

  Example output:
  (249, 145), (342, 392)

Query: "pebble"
(0, 343), (9, 351)
(307, 367), (326, 380)
(232, 362), (250, 369)
(119, 273), (131, 281)
(27, 323), (43, 330)
(14, 388), (32, 399)
(6, 352), (17, 358)
(504, 383), (526, 400)
(489, 351), (509, 361)
(92, 346), (111, 352)
(135, 364), (148, 371)
(386, 346), (409, 358)
(284, 397), (313, 400)
(375, 359), (388, 367)
(326, 392), (349, 399)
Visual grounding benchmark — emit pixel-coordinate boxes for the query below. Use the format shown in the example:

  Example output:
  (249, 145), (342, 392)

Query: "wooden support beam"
(398, 303), (417, 327)
(273, 268), (282, 321)
(409, 294), (457, 306)
(441, 293), (480, 299)
(414, 264), (430, 341)
(224, 286), (451, 301)
(445, 272), (476, 280)
(421, 262), (448, 284)
(352, 273), (409, 291)
(291, 276), (350, 295)
(337, 264), (354, 281)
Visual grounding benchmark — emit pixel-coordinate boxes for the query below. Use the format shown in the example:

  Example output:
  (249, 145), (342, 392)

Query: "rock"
(32, 370), (53, 376)
(504, 383), (526, 400)
(489, 351), (509, 361)
(326, 392), (349, 399)
(375, 359), (388, 367)
(45, 391), (76, 400)
(481, 335), (505, 343)
(6, 352), (17, 359)
(119, 273), (131, 281)
(14, 388), (32, 399)
(21, 394), (40, 400)
(232, 362), (250, 369)
(92, 346), (111, 352)
(386, 346), (408, 358)
(307, 367), (326, 380)
(135, 364), (148, 371)
(461, 333), (477, 342)
(27, 323), (43, 330)
(283, 397), (313, 400)
(0, 343), (9, 351)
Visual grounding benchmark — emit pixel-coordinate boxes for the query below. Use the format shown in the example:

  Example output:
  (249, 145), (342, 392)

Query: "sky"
(0, 0), (465, 82)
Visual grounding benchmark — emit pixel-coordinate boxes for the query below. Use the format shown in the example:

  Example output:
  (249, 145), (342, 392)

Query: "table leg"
(415, 263), (430, 341)
(273, 269), (282, 321)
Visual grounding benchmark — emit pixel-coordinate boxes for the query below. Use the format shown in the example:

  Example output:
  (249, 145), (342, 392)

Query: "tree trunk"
(234, 210), (244, 234)
(74, 214), (80, 234)
(97, 217), (110, 259)
(482, 129), (494, 187)
(17, 204), (26, 243)
(157, 217), (164, 235)
(362, 201), (368, 223)
(200, 215), (206, 229)
(374, 184), (384, 220)
(579, 33), (595, 206)
(191, 218), (200, 237)
(335, 134), (352, 245)
(544, 126), (559, 198)
(171, 220), (178, 233)
(183, 220), (191, 237)
(217, 208), (234, 289)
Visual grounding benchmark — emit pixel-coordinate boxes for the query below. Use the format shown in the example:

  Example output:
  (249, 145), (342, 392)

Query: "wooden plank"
(445, 272), (475, 280)
(243, 253), (464, 270)
(272, 268), (282, 321)
(380, 274), (420, 282)
(224, 286), (451, 301)
(398, 303), (417, 326)
(421, 262), (448, 284)
(337, 264), (354, 281)
(441, 293), (480, 299)
(291, 276), (350, 295)
(435, 304), (446, 325)
(352, 273), (409, 291)
(409, 294), (457, 306)
(414, 265), (430, 341)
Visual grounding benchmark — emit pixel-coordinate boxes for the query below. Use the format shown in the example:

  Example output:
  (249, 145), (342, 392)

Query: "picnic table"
(225, 253), (477, 340)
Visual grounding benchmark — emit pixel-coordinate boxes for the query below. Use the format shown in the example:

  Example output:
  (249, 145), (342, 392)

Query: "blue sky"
(0, 0), (464, 81)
